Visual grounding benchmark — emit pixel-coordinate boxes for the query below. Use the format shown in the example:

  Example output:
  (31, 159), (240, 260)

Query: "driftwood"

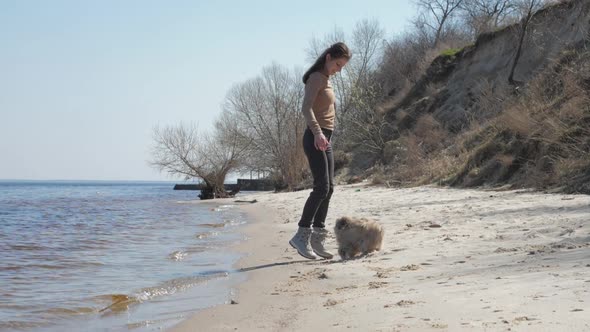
(198, 187), (241, 200)
(234, 199), (258, 204)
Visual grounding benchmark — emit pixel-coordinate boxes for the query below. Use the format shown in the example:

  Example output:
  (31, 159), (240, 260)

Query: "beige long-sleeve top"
(301, 71), (336, 136)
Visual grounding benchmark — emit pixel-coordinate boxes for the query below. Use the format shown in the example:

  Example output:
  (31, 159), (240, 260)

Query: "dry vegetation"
(449, 44), (590, 193)
(358, 0), (590, 195)
(372, 37), (590, 193)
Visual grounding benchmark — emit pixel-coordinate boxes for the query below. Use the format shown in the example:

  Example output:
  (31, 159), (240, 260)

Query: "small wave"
(96, 294), (138, 315)
(200, 219), (246, 229)
(0, 303), (35, 310)
(174, 200), (199, 204)
(186, 245), (210, 254)
(127, 319), (163, 329)
(72, 239), (114, 250)
(0, 260), (105, 272)
(192, 262), (217, 267)
(9, 244), (46, 251)
(211, 205), (234, 212)
(40, 306), (97, 316)
(168, 250), (188, 261)
(223, 219), (247, 226)
(134, 273), (229, 302)
(201, 223), (226, 228)
(0, 320), (48, 330)
(0, 263), (64, 271)
(0, 265), (24, 272)
(195, 231), (218, 239)
(95, 272), (230, 314)
(126, 316), (182, 330)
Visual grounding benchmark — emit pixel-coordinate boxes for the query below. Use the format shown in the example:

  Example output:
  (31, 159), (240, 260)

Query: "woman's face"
(325, 54), (348, 76)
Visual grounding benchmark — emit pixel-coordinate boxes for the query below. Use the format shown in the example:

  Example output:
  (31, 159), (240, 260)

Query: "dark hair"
(302, 42), (351, 84)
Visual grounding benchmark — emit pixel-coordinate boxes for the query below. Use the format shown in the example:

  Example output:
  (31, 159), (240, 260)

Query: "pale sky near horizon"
(0, 1), (415, 181)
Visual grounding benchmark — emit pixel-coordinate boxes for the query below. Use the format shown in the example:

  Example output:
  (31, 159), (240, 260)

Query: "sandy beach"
(169, 183), (590, 332)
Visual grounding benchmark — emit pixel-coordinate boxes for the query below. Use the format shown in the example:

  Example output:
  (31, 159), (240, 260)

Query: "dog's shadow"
(337, 252), (381, 262)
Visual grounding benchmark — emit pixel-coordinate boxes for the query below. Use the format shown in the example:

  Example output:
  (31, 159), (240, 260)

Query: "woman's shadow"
(236, 258), (341, 273)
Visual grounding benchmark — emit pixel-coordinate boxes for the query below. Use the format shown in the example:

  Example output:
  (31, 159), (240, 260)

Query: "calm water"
(0, 181), (249, 331)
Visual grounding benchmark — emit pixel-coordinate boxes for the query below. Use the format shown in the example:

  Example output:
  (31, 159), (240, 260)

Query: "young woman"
(289, 42), (351, 260)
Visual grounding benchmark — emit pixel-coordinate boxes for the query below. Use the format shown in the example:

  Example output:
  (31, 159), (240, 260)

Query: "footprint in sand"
(513, 316), (538, 324)
(494, 247), (519, 253)
(324, 299), (342, 307)
(431, 323), (448, 329)
(384, 300), (415, 308)
(288, 268), (331, 283)
(400, 264), (420, 271)
(308, 268), (330, 279)
(369, 266), (396, 278)
(368, 281), (389, 289)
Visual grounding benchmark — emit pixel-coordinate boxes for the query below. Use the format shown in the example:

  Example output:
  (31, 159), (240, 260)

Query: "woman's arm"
(301, 73), (324, 137)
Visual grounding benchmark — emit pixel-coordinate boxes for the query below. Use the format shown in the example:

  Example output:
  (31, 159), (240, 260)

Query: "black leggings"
(298, 128), (334, 229)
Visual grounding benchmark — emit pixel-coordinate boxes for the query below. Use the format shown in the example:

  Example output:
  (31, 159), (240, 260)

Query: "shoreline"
(169, 184), (590, 331)
(169, 199), (305, 331)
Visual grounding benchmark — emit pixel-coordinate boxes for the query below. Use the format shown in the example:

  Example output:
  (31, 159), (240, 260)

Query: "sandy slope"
(169, 184), (590, 331)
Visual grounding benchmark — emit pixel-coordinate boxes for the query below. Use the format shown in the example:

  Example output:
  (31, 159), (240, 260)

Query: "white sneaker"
(311, 227), (334, 259)
(289, 227), (317, 260)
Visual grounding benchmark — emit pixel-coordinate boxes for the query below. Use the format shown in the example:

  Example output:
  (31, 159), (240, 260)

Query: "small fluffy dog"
(334, 216), (384, 260)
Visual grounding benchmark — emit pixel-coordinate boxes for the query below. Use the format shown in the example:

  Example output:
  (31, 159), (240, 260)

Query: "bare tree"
(305, 19), (386, 149)
(414, 0), (465, 47)
(150, 122), (249, 198)
(348, 95), (395, 158)
(306, 28), (346, 62)
(508, 0), (545, 85)
(222, 63), (307, 189)
(342, 19), (385, 118)
(459, 0), (517, 36)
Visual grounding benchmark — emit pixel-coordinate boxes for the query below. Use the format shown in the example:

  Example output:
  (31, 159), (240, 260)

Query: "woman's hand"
(314, 133), (330, 151)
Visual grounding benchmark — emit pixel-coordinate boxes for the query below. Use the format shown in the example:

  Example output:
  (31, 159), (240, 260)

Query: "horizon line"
(0, 178), (246, 183)
(0, 178), (184, 183)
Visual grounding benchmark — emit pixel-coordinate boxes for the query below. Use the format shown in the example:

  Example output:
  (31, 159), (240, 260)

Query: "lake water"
(0, 181), (249, 331)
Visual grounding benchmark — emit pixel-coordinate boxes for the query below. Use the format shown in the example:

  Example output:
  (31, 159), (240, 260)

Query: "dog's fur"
(334, 216), (384, 260)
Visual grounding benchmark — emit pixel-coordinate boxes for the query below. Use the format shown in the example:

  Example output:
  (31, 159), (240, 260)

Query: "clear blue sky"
(0, 1), (414, 181)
